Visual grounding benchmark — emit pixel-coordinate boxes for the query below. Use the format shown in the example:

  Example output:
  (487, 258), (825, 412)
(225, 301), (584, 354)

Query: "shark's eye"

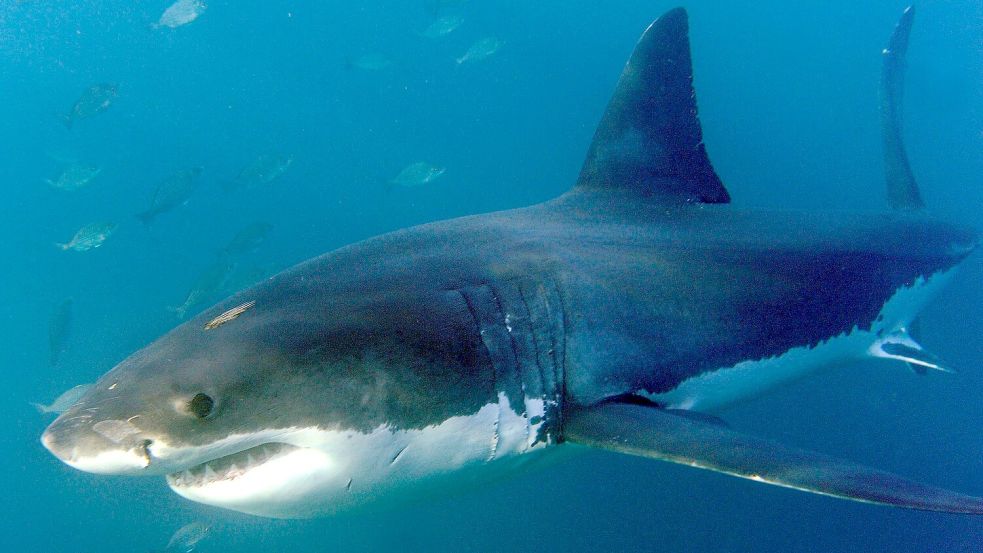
(188, 393), (214, 419)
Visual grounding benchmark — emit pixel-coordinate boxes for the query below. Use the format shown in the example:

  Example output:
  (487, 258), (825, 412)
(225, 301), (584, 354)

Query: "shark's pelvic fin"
(881, 6), (924, 210)
(574, 8), (730, 204)
(869, 327), (956, 375)
(565, 402), (983, 514)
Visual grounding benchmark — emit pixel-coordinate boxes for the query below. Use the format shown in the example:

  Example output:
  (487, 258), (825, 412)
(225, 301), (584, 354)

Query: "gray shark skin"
(43, 7), (983, 518)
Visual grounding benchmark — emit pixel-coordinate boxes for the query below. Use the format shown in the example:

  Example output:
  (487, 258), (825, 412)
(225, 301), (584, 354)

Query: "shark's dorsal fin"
(881, 6), (924, 210)
(575, 8), (730, 204)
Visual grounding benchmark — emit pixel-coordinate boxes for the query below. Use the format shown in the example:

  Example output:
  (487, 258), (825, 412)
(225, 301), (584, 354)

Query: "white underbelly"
(168, 391), (553, 518)
(646, 269), (954, 412)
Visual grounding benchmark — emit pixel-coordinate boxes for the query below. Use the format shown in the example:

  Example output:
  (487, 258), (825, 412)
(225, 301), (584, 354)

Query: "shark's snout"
(42, 415), (153, 475)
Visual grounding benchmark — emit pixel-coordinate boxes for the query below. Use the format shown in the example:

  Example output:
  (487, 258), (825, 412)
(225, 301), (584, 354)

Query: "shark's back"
(528, 197), (972, 407)
(471, 7), (976, 409)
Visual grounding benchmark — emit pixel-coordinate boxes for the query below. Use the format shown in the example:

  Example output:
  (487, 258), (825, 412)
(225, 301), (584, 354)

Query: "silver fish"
(31, 384), (92, 415)
(137, 167), (203, 224)
(154, 0), (206, 29)
(56, 222), (117, 252)
(225, 154), (293, 191)
(62, 83), (117, 129)
(390, 161), (446, 187)
(45, 163), (101, 191)
(165, 521), (210, 552)
(420, 14), (464, 38)
(456, 37), (503, 64)
(48, 298), (73, 365)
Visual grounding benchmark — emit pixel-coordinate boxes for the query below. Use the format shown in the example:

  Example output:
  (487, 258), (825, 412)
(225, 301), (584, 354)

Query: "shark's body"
(43, 7), (983, 518)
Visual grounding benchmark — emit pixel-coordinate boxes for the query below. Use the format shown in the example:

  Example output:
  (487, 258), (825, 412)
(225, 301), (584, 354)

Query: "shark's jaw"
(165, 440), (336, 518)
(77, 393), (551, 519)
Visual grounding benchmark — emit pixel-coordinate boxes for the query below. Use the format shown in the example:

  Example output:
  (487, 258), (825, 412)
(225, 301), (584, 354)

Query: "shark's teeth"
(166, 442), (299, 489)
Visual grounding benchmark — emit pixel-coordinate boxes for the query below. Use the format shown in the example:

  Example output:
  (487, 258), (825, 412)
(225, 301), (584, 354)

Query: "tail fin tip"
(881, 6), (924, 211)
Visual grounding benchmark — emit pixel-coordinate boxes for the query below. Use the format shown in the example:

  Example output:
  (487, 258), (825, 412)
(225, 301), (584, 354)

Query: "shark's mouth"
(165, 442), (300, 489)
(162, 436), (338, 517)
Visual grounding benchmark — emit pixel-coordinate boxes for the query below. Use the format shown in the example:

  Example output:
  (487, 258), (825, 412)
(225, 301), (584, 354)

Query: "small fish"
(347, 53), (393, 71)
(456, 37), (503, 64)
(220, 222), (273, 257)
(56, 222), (117, 252)
(62, 83), (117, 129)
(164, 521), (210, 552)
(137, 167), (203, 224)
(154, 0), (206, 29)
(204, 300), (256, 330)
(45, 163), (101, 191)
(225, 154), (293, 192)
(31, 384), (93, 415)
(48, 298), (73, 365)
(390, 161), (446, 188)
(420, 14), (463, 39)
(170, 259), (236, 319)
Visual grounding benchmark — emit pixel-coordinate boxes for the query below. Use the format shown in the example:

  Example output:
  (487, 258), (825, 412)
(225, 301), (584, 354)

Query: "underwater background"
(1, 0), (981, 551)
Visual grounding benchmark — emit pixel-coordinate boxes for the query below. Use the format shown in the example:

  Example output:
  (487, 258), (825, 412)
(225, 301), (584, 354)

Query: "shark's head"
(42, 256), (548, 518)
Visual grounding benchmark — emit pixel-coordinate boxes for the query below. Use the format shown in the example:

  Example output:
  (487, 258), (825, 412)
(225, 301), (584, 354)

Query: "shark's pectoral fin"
(565, 402), (983, 514)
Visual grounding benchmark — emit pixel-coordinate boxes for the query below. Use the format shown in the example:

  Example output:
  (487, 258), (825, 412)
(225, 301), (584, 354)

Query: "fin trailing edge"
(881, 6), (924, 210)
(565, 402), (983, 514)
(574, 7), (729, 204)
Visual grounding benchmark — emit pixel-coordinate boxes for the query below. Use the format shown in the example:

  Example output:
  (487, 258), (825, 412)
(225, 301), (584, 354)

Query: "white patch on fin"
(869, 329), (953, 373)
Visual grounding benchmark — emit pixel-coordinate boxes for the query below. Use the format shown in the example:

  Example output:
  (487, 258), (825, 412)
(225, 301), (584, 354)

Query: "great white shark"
(43, 7), (983, 518)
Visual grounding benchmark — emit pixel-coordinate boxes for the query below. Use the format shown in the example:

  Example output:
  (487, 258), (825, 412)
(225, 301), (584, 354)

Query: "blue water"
(2, 1), (982, 551)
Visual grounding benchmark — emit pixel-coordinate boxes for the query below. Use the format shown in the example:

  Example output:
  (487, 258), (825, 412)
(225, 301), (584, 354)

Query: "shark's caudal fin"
(881, 6), (924, 210)
(566, 402), (983, 514)
(574, 8), (730, 204)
